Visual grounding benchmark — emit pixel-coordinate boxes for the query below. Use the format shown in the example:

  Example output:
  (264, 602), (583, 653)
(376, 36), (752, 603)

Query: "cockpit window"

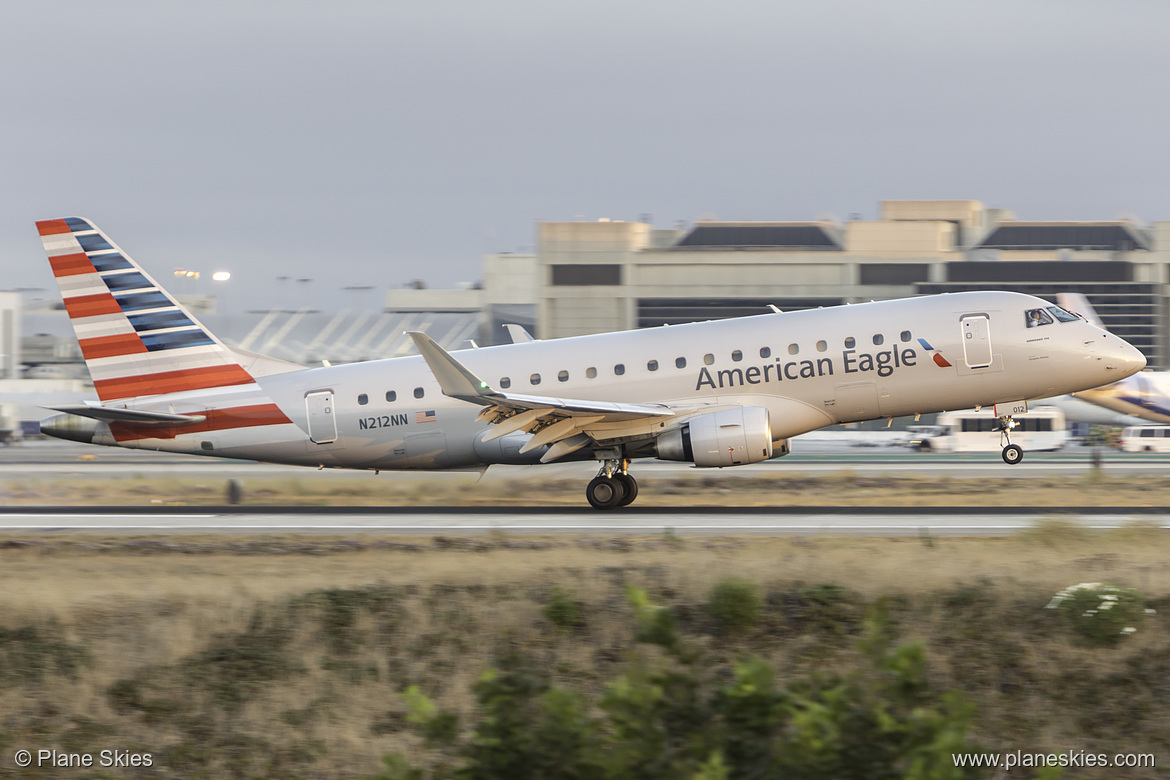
(1025, 308), (1054, 328)
(1046, 306), (1080, 323)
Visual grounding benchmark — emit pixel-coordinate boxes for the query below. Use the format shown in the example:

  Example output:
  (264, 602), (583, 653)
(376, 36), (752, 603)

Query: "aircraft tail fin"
(36, 217), (291, 402)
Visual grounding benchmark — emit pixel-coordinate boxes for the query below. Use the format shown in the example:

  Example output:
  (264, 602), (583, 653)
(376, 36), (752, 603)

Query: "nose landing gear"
(586, 458), (638, 510)
(996, 415), (1024, 465)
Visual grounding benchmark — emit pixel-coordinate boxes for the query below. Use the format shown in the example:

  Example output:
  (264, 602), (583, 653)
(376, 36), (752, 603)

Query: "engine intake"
(656, 406), (773, 467)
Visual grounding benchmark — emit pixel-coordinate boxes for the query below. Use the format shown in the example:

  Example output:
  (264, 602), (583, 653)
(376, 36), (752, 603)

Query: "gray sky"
(3, 0), (1169, 313)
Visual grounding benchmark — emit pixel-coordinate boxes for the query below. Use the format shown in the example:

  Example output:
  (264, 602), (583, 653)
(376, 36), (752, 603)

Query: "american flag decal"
(415, 410), (436, 423)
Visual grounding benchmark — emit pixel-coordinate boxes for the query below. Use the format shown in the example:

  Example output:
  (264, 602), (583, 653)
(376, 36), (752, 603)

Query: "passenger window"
(614, 364), (625, 376)
(558, 370), (569, 382)
(703, 353), (714, 365)
(385, 390), (396, 403)
(358, 394), (368, 405)
(413, 387), (424, 399)
(845, 337), (855, 348)
(900, 330), (912, 342)
(873, 334), (884, 346)
(759, 347), (771, 358)
(731, 350), (742, 362)
(1141, 429), (1155, 437)
(675, 357), (687, 369)
(500, 377), (511, 389)
(1025, 309), (1054, 328)
(586, 367), (597, 379)
(530, 373), (541, 385)
(816, 340), (827, 352)
(788, 343), (798, 355)
(647, 360), (659, 371)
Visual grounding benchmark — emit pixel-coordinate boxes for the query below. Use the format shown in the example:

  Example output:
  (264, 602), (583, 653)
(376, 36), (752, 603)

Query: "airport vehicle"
(914, 406), (1067, 453)
(0, 403), (21, 444)
(35, 218), (1145, 508)
(1119, 425), (1170, 453)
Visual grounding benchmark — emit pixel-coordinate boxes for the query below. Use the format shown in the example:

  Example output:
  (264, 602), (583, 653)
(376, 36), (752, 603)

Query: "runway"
(1, 506), (1166, 536)
(4, 439), (1170, 480)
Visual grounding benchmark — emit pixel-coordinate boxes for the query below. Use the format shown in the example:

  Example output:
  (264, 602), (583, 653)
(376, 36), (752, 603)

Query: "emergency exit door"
(305, 390), (338, 444)
(960, 314), (992, 369)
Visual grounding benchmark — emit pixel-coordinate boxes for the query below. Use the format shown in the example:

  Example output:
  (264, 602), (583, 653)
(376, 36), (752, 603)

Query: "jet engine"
(655, 406), (773, 467)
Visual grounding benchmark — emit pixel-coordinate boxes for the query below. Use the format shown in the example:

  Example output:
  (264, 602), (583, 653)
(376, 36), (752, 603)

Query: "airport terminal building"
(9, 199), (1170, 384)
(526, 200), (1170, 369)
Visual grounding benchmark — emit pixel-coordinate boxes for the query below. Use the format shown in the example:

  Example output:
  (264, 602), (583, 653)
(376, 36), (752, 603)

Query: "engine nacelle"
(656, 406), (773, 467)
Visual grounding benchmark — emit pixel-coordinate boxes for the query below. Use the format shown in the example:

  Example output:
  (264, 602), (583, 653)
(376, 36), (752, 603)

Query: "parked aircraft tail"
(36, 217), (296, 402)
(1055, 292), (1105, 329)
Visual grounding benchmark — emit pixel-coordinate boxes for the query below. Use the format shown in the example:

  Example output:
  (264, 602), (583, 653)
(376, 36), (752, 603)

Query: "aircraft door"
(833, 379), (880, 421)
(305, 390), (338, 444)
(960, 314), (992, 369)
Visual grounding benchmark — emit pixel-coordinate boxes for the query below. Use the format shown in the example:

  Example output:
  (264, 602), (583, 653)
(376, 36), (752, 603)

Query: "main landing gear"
(995, 415), (1024, 465)
(586, 458), (638, 510)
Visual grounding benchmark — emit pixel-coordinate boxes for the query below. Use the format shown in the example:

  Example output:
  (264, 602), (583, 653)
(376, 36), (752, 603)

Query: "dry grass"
(1, 526), (1169, 777)
(6, 472), (1170, 507)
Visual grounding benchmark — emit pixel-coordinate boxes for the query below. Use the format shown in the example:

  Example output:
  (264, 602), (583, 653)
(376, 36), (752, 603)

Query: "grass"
(0, 525), (1168, 777)
(6, 472), (1170, 507)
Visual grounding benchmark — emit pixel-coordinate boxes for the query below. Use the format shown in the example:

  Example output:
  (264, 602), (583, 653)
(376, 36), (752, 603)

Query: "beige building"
(536, 201), (1170, 369)
(0, 293), (21, 380)
(386, 252), (539, 345)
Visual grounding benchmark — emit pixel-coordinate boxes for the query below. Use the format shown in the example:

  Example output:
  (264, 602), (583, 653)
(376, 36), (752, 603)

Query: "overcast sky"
(3, 0), (1169, 313)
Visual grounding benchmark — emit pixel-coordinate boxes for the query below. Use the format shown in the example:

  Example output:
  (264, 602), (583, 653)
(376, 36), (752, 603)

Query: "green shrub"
(371, 603), (977, 779)
(1047, 582), (1149, 647)
(708, 578), (761, 636)
(543, 586), (586, 632)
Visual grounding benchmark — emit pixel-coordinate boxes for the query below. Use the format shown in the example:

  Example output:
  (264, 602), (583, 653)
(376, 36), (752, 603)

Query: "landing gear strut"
(996, 415), (1024, 465)
(586, 458), (638, 510)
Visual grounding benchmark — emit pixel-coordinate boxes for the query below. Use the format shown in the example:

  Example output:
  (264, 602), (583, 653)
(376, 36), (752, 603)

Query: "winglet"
(503, 324), (537, 344)
(407, 331), (500, 403)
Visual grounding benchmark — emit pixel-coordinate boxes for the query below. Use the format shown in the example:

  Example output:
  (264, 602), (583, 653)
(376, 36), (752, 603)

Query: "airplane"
(35, 217), (1146, 509)
(1056, 293), (1170, 423)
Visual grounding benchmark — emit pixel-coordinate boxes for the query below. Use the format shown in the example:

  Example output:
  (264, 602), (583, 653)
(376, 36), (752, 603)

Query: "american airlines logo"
(916, 337), (953, 367)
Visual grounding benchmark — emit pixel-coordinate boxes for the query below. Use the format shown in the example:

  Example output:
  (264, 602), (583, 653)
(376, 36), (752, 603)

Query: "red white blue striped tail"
(37, 217), (256, 402)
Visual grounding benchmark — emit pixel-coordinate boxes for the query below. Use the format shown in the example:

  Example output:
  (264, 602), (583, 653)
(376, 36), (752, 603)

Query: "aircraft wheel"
(613, 473), (638, 507)
(1002, 444), (1024, 465)
(586, 476), (626, 510)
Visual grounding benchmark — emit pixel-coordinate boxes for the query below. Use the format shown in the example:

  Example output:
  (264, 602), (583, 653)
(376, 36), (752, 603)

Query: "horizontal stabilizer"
(47, 404), (206, 427)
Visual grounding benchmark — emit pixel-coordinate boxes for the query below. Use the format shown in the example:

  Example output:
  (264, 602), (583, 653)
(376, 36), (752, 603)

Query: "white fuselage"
(72, 291), (1145, 470)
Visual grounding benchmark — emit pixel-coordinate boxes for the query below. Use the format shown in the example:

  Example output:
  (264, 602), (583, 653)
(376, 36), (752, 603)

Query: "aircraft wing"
(408, 331), (676, 461)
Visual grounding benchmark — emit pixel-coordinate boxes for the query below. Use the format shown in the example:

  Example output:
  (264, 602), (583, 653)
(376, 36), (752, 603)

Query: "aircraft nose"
(1099, 332), (1146, 378)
